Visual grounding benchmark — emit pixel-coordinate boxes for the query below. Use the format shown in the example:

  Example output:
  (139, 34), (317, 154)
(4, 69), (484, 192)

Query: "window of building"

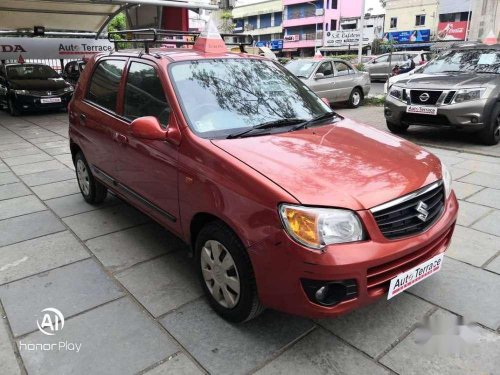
(260, 14), (271, 28)
(460, 11), (470, 21)
(124, 62), (170, 127)
(390, 17), (397, 28)
(86, 59), (126, 112)
(274, 12), (282, 26)
(331, 19), (337, 31)
(415, 14), (426, 26)
(331, 0), (338, 9)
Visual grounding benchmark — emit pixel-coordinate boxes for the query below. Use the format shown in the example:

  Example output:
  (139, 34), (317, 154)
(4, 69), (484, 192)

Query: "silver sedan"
(285, 58), (371, 108)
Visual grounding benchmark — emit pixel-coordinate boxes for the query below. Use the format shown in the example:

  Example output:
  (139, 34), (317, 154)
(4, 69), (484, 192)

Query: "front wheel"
(74, 151), (107, 204)
(348, 88), (363, 108)
(195, 221), (264, 323)
(386, 120), (409, 134)
(477, 105), (500, 146)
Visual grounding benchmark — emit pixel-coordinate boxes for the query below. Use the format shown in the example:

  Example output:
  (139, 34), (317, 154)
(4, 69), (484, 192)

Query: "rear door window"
(86, 59), (126, 112)
(123, 62), (170, 127)
(334, 61), (353, 76)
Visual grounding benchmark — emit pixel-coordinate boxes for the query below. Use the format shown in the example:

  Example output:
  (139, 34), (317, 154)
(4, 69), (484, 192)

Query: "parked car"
(385, 44), (500, 145)
(69, 34), (457, 323)
(285, 58), (370, 107)
(384, 63), (428, 94)
(365, 51), (432, 81)
(62, 60), (87, 85)
(0, 63), (74, 115)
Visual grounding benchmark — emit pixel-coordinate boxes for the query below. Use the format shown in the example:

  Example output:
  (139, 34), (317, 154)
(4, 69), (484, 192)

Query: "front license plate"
(406, 105), (437, 115)
(41, 97), (61, 104)
(387, 253), (444, 300)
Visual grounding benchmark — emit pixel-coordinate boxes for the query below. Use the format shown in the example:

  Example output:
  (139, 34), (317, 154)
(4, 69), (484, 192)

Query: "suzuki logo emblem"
(419, 92), (430, 102)
(415, 201), (429, 222)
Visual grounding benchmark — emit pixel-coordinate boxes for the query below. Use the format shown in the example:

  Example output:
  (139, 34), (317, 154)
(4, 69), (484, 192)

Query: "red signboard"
(437, 21), (468, 41)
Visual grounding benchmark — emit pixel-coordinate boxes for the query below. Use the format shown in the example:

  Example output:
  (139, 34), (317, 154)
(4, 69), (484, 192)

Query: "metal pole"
(358, 0), (365, 63)
(465, 0), (473, 41)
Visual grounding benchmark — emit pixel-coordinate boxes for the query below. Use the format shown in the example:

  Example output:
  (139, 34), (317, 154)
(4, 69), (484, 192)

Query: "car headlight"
(452, 88), (486, 104)
(14, 89), (28, 95)
(279, 204), (365, 250)
(64, 86), (74, 92)
(388, 85), (405, 102)
(441, 162), (452, 198)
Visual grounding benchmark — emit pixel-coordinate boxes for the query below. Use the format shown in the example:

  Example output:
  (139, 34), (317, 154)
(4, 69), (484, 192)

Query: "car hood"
(212, 118), (441, 210)
(396, 72), (498, 89)
(9, 78), (68, 91)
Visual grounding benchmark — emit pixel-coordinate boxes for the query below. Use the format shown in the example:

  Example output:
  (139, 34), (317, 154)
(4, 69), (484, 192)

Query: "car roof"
(450, 43), (500, 51)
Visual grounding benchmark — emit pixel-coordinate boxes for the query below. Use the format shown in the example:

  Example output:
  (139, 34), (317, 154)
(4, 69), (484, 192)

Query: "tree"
(219, 11), (235, 33)
(108, 13), (127, 49)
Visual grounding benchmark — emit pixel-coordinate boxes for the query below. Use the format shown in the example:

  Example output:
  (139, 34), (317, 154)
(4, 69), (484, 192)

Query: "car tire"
(348, 88), (363, 108)
(8, 98), (20, 116)
(386, 120), (409, 134)
(195, 221), (264, 323)
(478, 105), (500, 146)
(74, 151), (107, 204)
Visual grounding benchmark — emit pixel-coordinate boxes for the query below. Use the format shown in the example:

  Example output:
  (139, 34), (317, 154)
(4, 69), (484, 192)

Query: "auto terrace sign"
(0, 37), (114, 60)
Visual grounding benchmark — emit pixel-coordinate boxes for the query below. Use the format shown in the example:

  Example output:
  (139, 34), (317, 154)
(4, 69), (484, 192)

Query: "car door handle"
(114, 133), (128, 144)
(79, 113), (86, 126)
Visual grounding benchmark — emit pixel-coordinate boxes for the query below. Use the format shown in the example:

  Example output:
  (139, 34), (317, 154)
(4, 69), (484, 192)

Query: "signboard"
(255, 40), (283, 51)
(0, 37), (114, 60)
(382, 29), (431, 43)
(437, 21), (468, 41)
(324, 29), (375, 47)
(284, 35), (299, 42)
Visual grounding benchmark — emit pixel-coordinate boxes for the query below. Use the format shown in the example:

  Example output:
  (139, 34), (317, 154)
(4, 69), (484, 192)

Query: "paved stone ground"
(0, 107), (499, 375)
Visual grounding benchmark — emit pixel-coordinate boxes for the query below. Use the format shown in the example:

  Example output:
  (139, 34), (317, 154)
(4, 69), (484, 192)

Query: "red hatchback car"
(68, 29), (458, 323)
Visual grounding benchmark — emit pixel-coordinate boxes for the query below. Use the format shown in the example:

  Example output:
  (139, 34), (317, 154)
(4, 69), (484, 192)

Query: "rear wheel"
(386, 120), (409, 134)
(348, 88), (363, 108)
(74, 151), (107, 204)
(478, 105), (500, 146)
(195, 221), (264, 323)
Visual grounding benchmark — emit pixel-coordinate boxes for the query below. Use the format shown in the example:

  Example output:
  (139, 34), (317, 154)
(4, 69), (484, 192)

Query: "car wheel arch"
(70, 141), (82, 164)
(189, 212), (246, 252)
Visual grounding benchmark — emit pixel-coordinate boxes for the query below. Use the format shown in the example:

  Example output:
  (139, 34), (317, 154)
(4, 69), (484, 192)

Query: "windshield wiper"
(291, 111), (339, 131)
(227, 118), (306, 139)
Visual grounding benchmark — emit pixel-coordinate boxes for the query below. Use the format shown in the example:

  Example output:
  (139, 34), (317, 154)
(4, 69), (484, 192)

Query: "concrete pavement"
(0, 108), (499, 375)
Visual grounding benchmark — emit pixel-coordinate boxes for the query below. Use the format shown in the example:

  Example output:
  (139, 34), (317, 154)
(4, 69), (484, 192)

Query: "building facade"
(232, 0), (284, 47)
(383, 0), (438, 50)
(282, 0), (362, 56)
(468, 0), (500, 42)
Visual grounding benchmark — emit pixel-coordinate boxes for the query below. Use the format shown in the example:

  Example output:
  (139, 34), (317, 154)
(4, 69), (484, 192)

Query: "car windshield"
(421, 49), (500, 74)
(169, 58), (332, 139)
(6, 64), (60, 80)
(284, 60), (318, 78)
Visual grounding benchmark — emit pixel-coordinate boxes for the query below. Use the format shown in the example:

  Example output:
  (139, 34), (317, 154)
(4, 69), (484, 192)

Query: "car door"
(369, 54), (390, 78)
(112, 59), (181, 233)
(78, 58), (127, 176)
(332, 61), (356, 101)
(308, 61), (336, 101)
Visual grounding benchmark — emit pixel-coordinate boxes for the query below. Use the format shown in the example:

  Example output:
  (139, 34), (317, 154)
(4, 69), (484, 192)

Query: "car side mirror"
(314, 72), (325, 80)
(131, 116), (167, 141)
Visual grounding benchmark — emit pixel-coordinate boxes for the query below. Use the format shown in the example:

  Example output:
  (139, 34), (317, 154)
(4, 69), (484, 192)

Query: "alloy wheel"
(76, 159), (90, 196)
(200, 240), (241, 308)
(352, 91), (361, 106)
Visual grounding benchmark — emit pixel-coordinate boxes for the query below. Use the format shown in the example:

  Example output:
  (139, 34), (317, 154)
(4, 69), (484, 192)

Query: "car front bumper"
(384, 95), (488, 131)
(248, 191), (458, 318)
(12, 93), (72, 111)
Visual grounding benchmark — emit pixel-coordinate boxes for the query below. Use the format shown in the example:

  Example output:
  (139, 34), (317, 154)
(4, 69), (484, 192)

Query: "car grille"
(372, 182), (445, 239)
(401, 113), (450, 126)
(410, 90), (442, 105)
(366, 224), (453, 295)
(29, 88), (67, 96)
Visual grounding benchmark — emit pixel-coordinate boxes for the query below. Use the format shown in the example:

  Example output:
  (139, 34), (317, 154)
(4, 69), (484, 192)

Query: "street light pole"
(358, 0), (365, 63)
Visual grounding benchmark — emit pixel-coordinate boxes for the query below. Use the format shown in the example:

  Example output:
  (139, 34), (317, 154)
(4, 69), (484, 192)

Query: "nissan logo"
(419, 93), (430, 102)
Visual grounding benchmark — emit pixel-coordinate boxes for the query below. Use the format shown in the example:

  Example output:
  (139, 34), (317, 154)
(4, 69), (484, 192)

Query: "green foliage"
(219, 11), (236, 33)
(108, 13), (127, 50)
(371, 38), (382, 55)
(355, 63), (365, 71)
(364, 96), (385, 106)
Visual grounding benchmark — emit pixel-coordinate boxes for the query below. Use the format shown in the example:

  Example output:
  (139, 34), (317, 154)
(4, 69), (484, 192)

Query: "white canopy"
(0, 0), (218, 35)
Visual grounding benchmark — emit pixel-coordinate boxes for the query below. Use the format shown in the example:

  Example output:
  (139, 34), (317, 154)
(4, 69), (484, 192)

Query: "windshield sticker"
(478, 53), (496, 65)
